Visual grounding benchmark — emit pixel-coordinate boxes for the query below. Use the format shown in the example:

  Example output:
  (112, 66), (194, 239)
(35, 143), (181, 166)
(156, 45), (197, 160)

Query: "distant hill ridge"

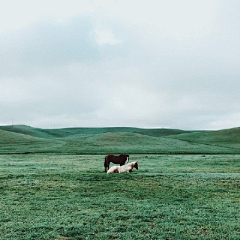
(0, 125), (239, 154)
(0, 125), (192, 139)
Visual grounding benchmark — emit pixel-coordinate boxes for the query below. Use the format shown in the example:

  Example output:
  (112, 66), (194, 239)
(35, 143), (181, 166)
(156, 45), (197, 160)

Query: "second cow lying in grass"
(107, 161), (138, 174)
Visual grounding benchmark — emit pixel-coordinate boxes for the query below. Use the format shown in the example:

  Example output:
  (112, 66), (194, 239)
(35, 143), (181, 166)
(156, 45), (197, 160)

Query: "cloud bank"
(1, 0), (240, 130)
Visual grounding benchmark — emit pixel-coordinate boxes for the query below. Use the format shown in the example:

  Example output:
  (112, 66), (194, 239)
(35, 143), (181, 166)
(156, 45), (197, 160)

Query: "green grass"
(1, 154), (239, 239)
(171, 127), (240, 150)
(0, 125), (190, 139)
(0, 125), (240, 154)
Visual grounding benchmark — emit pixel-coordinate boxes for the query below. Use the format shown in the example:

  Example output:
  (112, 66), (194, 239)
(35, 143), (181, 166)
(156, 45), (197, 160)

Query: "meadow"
(1, 153), (239, 239)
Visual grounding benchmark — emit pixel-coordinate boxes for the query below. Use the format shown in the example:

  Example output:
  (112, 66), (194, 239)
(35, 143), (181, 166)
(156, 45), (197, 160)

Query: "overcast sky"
(1, 0), (240, 130)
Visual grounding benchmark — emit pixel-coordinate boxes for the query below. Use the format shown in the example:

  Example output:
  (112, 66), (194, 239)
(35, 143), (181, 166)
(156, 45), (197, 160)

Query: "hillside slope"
(0, 125), (190, 139)
(60, 132), (234, 154)
(0, 125), (239, 154)
(0, 128), (63, 153)
(171, 127), (240, 150)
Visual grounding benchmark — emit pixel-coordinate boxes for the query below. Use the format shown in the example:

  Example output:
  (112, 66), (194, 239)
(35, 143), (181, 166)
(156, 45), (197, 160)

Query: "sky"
(1, 0), (240, 130)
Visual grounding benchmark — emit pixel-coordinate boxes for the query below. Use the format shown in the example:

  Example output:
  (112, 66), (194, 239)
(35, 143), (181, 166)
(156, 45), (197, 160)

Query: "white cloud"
(0, 0), (94, 31)
(94, 29), (121, 45)
(207, 112), (240, 130)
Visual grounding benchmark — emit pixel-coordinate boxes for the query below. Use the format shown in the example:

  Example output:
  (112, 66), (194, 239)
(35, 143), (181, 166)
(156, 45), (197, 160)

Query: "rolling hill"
(170, 127), (240, 151)
(0, 125), (239, 154)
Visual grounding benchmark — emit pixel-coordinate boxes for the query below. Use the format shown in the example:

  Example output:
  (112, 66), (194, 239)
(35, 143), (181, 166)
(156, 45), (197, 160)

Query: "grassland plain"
(0, 154), (239, 240)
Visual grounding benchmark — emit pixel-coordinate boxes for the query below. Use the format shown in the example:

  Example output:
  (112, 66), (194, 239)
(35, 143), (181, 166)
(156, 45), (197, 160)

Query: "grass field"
(1, 154), (239, 239)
